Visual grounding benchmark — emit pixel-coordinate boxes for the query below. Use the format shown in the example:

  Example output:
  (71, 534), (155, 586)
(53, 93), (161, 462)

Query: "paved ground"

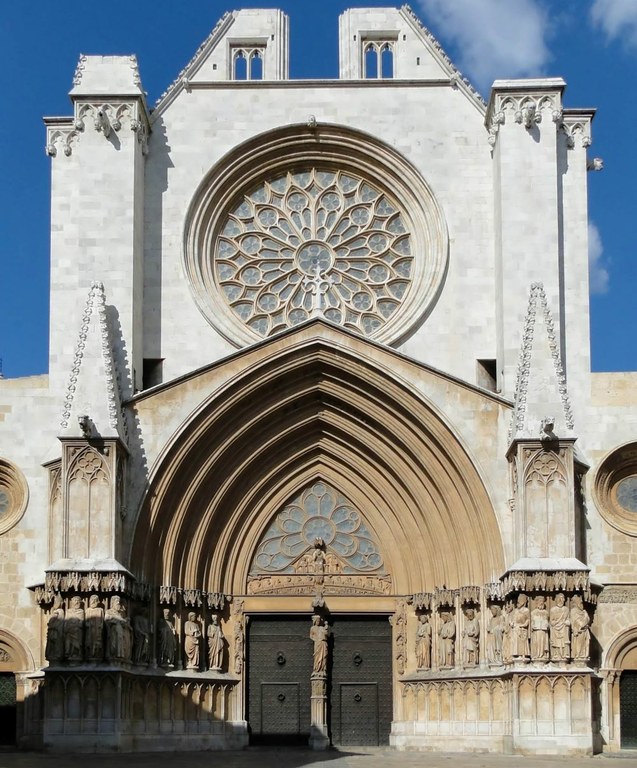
(1, 747), (637, 768)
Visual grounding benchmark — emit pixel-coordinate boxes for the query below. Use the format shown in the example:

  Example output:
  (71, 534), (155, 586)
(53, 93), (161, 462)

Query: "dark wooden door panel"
(329, 616), (392, 746)
(248, 617), (312, 743)
(621, 670), (637, 749)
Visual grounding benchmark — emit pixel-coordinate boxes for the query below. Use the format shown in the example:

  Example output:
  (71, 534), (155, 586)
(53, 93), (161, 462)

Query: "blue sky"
(1, 0), (636, 378)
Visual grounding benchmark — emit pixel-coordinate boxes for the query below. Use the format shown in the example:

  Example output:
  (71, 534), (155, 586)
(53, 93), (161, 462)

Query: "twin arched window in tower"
(232, 47), (264, 81)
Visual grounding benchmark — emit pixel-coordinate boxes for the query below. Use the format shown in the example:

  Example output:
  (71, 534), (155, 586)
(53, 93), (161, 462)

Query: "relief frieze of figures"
(412, 589), (592, 675)
(42, 588), (241, 676)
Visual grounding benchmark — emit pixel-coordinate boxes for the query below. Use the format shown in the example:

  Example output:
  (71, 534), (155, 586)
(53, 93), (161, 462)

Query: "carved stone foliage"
(231, 599), (245, 675)
(392, 599), (408, 675)
(509, 282), (574, 442)
(248, 481), (391, 596)
(60, 281), (123, 435)
(46, 100), (149, 158)
(598, 586), (637, 604)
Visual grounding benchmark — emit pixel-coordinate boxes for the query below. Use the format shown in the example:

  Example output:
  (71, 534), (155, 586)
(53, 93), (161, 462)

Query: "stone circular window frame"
(593, 442), (637, 536)
(0, 459), (29, 536)
(184, 123), (449, 348)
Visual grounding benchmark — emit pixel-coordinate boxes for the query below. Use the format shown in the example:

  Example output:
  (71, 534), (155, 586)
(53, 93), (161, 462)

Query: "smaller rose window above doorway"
(250, 481), (385, 575)
(215, 169), (413, 339)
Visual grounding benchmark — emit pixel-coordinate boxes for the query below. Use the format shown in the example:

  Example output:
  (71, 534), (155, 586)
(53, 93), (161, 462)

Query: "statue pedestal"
(310, 673), (329, 750)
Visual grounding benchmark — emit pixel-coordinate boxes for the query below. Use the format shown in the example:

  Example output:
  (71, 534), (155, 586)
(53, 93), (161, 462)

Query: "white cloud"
(588, 222), (610, 295)
(590, 0), (637, 48)
(417, 0), (551, 93)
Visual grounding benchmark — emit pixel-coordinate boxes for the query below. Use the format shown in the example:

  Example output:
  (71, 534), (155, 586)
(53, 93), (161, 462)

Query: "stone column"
(309, 672), (329, 750)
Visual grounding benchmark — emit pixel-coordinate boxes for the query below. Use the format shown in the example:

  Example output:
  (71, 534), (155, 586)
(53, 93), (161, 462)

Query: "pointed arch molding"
(130, 339), (504, 594)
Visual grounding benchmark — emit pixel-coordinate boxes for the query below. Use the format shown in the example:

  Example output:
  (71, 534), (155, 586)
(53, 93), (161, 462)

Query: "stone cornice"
(561, 108), (596, 149)
(45, 99), (150, 157)
(486, 90), (564, 147)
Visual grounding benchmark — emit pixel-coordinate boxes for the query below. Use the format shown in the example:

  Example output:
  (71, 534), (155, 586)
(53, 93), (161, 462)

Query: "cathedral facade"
(1, 5), (637, 755)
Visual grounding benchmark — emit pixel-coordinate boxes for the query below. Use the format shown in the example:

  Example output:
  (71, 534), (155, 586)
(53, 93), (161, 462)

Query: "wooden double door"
(247, 615), (392, 746)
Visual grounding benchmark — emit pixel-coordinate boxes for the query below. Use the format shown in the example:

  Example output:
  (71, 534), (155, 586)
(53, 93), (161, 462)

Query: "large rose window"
(215, 169), (413, 338)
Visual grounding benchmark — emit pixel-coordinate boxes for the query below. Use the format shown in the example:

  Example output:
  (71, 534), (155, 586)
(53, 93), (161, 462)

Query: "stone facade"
(1, 5), (636, 755)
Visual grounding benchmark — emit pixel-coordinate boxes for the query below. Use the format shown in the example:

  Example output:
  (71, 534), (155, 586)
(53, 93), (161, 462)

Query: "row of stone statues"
(414, 594), (591, 670)
(45, 596), (228, 671)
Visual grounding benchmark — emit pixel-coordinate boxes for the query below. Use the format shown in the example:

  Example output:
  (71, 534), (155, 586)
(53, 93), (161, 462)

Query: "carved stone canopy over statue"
(207, 615), (224, 672)
(415, 614), (432, 670)
(310, 614), (329, 676)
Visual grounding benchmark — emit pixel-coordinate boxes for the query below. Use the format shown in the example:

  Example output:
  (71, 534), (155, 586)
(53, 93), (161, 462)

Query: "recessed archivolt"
(131, 339), (504, 596)
(603, 625), (637, 670)
(0, 628), (34, 672)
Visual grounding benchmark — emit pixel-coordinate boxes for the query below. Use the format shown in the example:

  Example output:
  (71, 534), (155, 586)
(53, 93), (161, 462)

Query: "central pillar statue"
(309, 613), (329, 749)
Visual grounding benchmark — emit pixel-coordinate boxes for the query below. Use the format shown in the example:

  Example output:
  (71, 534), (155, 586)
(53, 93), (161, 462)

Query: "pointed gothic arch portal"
(131, 331), (505, 599)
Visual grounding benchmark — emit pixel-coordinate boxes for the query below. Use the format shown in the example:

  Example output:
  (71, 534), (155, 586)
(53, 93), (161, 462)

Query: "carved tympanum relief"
(248, 481), (390, 595)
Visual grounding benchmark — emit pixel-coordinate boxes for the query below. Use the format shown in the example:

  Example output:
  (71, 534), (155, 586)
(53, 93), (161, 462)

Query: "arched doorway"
(603, 627), (637, 750)
(0, 630), (33, 747)
(129, 327), (505, 746)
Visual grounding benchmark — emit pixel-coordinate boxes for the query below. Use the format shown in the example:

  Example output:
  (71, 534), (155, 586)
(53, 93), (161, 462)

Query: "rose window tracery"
(215, 169), (413, 338)
(250, 481), (385, 574)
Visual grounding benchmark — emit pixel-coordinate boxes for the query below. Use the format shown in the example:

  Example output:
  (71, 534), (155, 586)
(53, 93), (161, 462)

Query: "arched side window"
(363, 40), (395, 79)
(364, 44), (378, 80)
(381, 44), (394, 79)
(250, 50), (263, 81)
(233, 50), (247, 81)
(232, 47), (266, 80)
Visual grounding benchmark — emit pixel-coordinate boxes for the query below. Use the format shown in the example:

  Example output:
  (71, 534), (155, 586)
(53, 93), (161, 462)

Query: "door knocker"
(276, 651), (286, 665)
